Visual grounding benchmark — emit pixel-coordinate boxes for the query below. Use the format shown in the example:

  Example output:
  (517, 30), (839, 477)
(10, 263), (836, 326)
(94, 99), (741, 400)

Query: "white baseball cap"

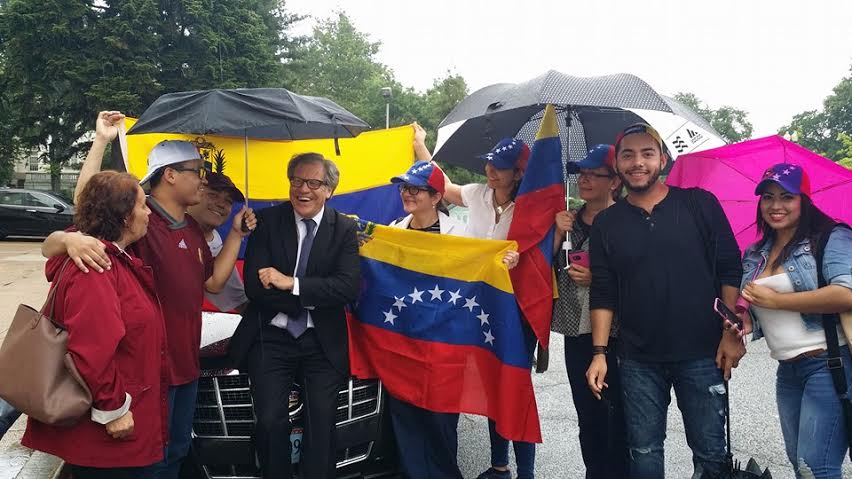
(138, 140), (202, 185)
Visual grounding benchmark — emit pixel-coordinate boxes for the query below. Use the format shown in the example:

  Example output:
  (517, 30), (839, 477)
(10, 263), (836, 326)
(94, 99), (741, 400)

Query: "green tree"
(674, 92), (753, 143)
(0, 0), (300, 191)
(837, 132), (852, 169)
(780, 67), (852, 161)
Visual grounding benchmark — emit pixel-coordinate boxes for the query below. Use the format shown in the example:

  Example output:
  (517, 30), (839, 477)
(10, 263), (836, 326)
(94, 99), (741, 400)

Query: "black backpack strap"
(815, 223), (852, 460)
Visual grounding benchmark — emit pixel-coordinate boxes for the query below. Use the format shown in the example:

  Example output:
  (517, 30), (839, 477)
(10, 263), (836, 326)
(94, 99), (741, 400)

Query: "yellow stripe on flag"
(535, 104), (558, 141)
(124, 118), (414, 200)
(359, 223), (518, 293)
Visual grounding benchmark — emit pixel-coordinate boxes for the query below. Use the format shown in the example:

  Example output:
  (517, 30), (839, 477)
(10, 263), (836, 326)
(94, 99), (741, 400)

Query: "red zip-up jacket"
(22, 242), (169, 468)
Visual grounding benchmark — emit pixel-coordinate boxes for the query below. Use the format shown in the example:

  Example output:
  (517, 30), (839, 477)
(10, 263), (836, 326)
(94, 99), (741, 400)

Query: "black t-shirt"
(588, 187), (742, 362)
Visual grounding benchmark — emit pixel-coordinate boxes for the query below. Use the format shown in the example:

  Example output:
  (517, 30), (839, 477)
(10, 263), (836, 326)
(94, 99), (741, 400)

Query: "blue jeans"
(486, 322), (536, 479)
(0, 398), (22, 439)
(776, 349), (852, 479)
(620, 357), (727, 479)
(152, 381), (199, 479)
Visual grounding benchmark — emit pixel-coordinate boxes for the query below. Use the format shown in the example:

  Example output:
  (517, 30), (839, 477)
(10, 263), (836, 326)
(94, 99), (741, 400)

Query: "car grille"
(202, 442), (374, 479)
(194, 373), (383, 438)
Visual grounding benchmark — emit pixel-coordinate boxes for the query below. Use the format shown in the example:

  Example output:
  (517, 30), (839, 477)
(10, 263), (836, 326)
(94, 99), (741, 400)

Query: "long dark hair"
(756, 193), (836, 270)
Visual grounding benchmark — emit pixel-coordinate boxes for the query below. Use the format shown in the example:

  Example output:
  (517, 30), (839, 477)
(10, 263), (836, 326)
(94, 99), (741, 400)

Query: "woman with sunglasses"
(551, 145), (627, 478)
(738, 163), (852, 479)
(384, 160), (467, 479)
(412, 124), (534, 479)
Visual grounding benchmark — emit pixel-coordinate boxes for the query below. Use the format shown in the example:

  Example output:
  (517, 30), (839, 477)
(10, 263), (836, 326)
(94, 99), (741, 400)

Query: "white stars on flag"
(772, 174), (781, 180)
(463, 296), (479, 312)
(447, 289), (462, 305)
(392, 296), (407, 311)
(408, 287), (424, 304)
(428, 285), (445, 301)
(380, 285), (496, 348)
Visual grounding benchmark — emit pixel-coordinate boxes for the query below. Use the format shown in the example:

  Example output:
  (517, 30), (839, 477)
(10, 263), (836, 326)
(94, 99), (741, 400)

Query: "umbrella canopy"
(433, 70), (724, 171)
(126, 88), (370, 139)
(667, 135), (852, 252)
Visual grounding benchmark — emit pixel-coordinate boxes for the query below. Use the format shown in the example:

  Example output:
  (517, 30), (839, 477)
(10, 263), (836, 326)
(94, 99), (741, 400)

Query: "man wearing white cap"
(43, 110), (256, 479)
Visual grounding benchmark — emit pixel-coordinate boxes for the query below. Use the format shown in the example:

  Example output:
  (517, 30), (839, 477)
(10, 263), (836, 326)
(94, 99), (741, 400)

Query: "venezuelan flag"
(123, 117), (413, 225)
(349, 221), (542, 443)
(507, 104), (565, 348)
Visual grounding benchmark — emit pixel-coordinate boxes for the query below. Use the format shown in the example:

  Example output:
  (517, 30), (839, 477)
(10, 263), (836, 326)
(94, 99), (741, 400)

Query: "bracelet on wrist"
(592, 345), (609, 356)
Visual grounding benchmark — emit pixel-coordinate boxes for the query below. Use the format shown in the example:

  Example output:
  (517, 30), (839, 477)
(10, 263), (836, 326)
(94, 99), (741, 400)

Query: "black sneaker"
(476, 467), (512, 479)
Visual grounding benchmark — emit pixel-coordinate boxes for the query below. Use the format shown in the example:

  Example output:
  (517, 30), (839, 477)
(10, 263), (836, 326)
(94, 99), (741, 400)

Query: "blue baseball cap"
(477, 138), (530, 170)
(755, 163), (811, 196)
(390, 160), (445, 193)
(567, 144), (615, 174)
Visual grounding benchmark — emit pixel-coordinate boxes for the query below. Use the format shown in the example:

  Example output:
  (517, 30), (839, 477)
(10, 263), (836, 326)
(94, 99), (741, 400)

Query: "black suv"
(187, 313), (398, 479)
(0, 187), (75, 239)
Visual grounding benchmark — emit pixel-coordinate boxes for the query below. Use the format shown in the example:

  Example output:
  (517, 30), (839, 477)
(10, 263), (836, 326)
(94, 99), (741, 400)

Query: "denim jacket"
(741, 226), (852, 340)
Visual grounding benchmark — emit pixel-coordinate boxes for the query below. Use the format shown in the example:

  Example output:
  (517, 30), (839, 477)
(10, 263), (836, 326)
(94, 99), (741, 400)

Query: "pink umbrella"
(667, 135), (852, 252)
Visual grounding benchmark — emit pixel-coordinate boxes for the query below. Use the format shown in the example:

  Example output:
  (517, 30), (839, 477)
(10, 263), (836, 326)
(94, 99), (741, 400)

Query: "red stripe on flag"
(348, 316), (542, 443)
(509, 183), (565, 347)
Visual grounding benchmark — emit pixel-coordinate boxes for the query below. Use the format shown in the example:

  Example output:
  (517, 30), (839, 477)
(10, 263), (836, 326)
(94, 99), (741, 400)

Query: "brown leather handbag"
(0, 258), (92, 426)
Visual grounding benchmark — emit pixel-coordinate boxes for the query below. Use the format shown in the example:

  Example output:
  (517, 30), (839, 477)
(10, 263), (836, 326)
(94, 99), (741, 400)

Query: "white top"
(752, 273), (846, 361)
(203, 230), (249, 312)
(389, 211), (469, 237)
(460, 183), (514, 240)
(271, 206), (325, 330)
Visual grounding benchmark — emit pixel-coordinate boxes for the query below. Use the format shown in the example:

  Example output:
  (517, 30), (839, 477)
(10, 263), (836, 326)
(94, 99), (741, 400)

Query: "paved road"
(1, 240), (850, 478)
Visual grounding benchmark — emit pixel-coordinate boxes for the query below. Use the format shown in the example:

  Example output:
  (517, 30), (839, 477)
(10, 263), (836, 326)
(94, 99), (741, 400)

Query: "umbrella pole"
(562, 107), (572, 268)
(243, 131), (249, 201)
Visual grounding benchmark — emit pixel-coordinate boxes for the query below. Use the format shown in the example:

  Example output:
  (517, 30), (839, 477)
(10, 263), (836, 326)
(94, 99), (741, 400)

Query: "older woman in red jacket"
(23, 171), (168, 479)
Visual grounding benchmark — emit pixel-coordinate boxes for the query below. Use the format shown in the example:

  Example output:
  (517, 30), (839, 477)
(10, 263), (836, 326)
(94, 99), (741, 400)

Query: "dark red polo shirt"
(130, 197), (213, 385)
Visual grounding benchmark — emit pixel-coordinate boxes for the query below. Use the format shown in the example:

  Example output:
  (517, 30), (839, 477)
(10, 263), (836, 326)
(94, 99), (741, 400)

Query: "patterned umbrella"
(433, 70), (725, 172)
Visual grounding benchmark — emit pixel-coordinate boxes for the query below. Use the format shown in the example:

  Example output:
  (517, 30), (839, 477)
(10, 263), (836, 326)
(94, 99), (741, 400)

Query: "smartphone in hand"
(568, 251), (590, 269)
(714, 297), (743, 331)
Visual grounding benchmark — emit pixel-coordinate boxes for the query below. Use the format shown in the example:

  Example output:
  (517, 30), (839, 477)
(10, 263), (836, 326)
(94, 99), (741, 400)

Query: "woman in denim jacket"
(738, 163), (852, 479)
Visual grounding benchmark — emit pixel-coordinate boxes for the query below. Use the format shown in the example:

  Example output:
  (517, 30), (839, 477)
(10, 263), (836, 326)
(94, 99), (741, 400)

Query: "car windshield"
(49, 192), (74, 205)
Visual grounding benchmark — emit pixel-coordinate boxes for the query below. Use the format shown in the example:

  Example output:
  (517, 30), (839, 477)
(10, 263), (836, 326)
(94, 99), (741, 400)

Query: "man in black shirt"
(585, 123), (745, 479)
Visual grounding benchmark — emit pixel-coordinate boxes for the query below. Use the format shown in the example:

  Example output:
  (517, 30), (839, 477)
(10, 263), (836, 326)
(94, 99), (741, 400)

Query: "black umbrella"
(698, 382), (773, 479)
(126, 88), (370, 199)
(433, 70), (725, 172)
(127, 88), (370, 140)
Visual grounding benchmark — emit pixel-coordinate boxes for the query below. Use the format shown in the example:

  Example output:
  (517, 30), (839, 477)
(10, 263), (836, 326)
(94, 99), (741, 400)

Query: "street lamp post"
(381, 87), (392, 129)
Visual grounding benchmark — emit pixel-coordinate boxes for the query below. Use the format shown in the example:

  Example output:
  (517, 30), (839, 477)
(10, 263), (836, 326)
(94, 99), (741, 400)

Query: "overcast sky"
(285, 0), (851, 137)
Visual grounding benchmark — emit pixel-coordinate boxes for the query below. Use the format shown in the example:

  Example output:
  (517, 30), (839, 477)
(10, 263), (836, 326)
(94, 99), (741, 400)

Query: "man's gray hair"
(287, 152), (340, 190)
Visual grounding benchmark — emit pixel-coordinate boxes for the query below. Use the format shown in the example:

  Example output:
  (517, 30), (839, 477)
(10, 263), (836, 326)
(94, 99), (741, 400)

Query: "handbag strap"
(815, 223), (852, 460)
(40, 257), (75, 320)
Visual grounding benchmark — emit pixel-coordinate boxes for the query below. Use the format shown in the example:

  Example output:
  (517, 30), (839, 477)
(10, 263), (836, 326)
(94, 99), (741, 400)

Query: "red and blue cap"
(390, 160), (445, 194)
(477, 138), (530, 171)
(567, 144), (615, 173)
(755, 163), (811, 196)
(615, 123), (664, 153)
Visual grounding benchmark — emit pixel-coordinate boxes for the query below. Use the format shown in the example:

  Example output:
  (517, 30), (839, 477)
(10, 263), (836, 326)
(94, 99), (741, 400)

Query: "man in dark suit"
(229, 152), (360, 479)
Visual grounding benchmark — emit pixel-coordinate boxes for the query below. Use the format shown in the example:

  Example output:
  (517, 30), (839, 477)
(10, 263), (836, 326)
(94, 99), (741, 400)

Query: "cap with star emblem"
(755, 163), (811, 196)
(477, 138), (530, 171)
(390, 160), (445, 193)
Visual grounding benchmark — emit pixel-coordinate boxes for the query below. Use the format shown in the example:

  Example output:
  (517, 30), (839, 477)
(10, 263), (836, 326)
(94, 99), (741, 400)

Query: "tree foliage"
(0, 0), (301, 190)
(673, 92), (753, 143)
(780, 66), (852, 161)
(285, 12), (479, 181)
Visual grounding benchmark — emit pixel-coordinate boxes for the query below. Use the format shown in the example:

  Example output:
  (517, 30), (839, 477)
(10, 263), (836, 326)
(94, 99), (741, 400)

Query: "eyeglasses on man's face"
(577, 171), (615, 180)
(397, 184), (431, 196)
(171, 165), (209, 179)
(290, 177), (327, 190)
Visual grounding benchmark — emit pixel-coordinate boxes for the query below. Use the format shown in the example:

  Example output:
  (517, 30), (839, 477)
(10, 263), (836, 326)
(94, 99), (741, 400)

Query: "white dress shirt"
(270, 206), (324, 330)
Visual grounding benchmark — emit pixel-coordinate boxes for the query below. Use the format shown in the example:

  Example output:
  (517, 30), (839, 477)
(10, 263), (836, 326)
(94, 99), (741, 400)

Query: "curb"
(13, 451), (63, 479)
